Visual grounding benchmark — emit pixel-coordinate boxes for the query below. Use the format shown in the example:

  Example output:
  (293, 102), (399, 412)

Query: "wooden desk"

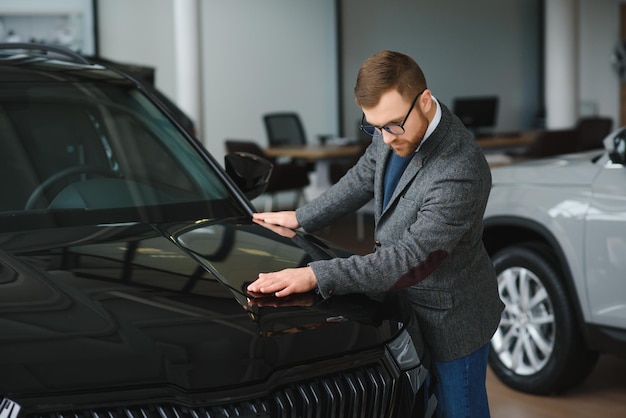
(265, 144), (363, 160)
(266, 134), (535, 159)
(478, 131), (538, 168)
(265, 133), (536, 190)
(265, 144), (364, 199)
(477, 131), (537, 149)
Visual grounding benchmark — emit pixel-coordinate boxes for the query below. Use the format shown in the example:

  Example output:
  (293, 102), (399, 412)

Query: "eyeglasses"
(360, 89), (425, 137)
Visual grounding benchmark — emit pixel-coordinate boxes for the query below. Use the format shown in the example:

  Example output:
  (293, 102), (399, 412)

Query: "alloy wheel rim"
(491, 266), (556, 375)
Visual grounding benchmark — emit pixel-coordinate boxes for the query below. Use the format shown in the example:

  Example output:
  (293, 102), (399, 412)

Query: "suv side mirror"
(608, 128), (626, 164)
(224, 152), (273, 200)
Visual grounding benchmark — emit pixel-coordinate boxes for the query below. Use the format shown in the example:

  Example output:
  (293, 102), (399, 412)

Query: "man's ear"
(419, 89), (433, 112)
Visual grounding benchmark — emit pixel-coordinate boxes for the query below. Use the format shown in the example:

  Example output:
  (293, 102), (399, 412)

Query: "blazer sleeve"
(295, 141), (378, 231)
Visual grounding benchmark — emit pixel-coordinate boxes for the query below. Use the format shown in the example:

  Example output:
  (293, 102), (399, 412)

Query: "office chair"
(574, 117), (613, 151)
(263, 112), (317, 172)
(224, 140), (309, 211)
(263, 112), (307, 147)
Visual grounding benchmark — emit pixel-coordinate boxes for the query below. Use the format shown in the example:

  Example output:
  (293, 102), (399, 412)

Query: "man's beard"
(391, 111), (429, 157)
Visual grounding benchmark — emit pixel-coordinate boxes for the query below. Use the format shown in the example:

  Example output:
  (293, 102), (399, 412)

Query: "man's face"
(362, 89), (432, 157)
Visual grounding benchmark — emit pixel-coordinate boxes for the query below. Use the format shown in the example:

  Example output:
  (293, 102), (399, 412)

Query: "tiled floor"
(314, 212), (626, 418)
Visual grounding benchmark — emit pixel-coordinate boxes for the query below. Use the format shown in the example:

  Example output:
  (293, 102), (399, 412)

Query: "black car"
(0, 44), (434, 418)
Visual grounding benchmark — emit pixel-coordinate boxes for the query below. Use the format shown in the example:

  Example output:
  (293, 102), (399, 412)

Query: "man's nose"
(380, 129), (398, 144)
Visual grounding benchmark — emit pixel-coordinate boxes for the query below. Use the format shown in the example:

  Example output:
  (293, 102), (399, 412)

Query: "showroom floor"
(313, 211), (626, 418)
(487, 354), (626, 417)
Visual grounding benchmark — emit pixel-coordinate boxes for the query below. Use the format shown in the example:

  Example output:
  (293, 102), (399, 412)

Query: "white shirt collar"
(417, 95), (441, 152)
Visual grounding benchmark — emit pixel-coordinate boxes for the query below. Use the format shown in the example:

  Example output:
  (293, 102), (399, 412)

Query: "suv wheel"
(489, 244), (598, 394)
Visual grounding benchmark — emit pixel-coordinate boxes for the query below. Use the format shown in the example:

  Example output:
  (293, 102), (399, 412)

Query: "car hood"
(0, 217), (417, 407)
(491, 150), (604, 186)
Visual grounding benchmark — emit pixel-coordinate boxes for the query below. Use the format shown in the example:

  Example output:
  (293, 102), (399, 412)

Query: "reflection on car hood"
(0, 217), (414, 407)
(491, 150), (604, 186)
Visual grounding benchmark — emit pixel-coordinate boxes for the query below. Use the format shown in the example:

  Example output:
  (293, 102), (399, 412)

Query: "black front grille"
(28, 362), (400, 418)
(271, 363), (396, 418)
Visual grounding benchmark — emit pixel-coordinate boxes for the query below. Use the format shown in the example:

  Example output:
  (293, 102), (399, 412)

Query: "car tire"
(488, 243), (599, 394)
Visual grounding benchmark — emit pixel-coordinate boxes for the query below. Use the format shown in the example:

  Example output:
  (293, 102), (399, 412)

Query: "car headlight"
(387, 328), (421, 370)
(386, 329), (426, 394)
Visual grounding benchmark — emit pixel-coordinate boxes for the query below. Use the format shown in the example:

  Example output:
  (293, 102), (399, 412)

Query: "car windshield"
(0, 79), (246, 232)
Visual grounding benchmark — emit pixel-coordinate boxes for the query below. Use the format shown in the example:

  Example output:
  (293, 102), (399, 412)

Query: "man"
(247, 50), (504, 417)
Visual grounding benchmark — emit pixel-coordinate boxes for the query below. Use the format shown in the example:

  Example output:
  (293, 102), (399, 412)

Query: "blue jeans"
(430, 343), (491, 418)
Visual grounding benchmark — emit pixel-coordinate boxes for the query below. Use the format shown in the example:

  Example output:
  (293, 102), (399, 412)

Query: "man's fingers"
(247, 272), (288, 295)
(252, 211), (299, 229)
(246, 267), (316, 298)
(252, 212), (277, 224)
(274, 287), (294, 297)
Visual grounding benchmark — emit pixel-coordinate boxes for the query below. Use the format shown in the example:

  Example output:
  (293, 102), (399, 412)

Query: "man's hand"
(246, 292), (317, 308)
(252, 217), (296, 238)
(247, 266), (317, 297)
(252, 211), (300, 229)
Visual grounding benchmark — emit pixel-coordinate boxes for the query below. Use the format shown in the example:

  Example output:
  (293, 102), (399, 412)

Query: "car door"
(585, 159), (626, 328)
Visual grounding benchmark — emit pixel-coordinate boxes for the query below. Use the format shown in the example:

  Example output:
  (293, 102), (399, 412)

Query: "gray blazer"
(296, 104), (504, 361)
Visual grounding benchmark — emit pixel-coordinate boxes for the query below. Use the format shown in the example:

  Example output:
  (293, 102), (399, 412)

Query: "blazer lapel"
(376, 104), (450, 218)
(374, 148), (390, 216)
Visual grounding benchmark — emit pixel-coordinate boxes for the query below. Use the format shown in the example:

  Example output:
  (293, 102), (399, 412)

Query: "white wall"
(96, 0), (621, 160)
(340, 0), (621, 136)
(339, 0), (542, 136)
(198, 0), (338, 164)
(97, 0), (338, 166)
(578, 0), (620, 123)
(97, 0), (177, 100)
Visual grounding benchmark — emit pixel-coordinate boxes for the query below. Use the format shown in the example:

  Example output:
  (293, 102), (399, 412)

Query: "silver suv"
(482, 128), (626, 395)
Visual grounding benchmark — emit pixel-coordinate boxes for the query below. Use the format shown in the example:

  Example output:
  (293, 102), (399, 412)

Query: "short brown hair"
(354, 50), (427, 108)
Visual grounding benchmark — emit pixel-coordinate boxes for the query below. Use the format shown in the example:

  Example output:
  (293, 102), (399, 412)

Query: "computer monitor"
(452, 96), (499, 137)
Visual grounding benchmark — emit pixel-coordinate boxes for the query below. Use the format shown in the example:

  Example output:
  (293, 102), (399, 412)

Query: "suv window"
(0, 80), (242, 230)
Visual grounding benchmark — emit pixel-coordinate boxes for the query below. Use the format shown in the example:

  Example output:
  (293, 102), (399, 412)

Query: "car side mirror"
(225, 152), (273, 200)
(607, 128), (626, 165)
